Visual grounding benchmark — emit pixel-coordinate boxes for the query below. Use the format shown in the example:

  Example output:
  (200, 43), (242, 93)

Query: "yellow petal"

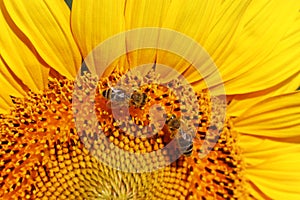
(3, 0), (81, 79)
(161, 0), (222, 47)
(124, 0), (171, 68)
(240, 134), (300, 199)
(157, 1), (251, 88)
(239, 134), (299, 166)
(71, 0), (126, 59)
(0, 58), (26, 113)
(234, 92), (300, 139)
(227, 72), (300, 117)
(220, 1), (300, 94)
(0, 3), (49, 92)
(125, 0), (170, 29)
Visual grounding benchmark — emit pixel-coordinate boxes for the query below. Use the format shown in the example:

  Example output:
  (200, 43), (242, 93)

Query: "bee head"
(131, 91), (142, 101)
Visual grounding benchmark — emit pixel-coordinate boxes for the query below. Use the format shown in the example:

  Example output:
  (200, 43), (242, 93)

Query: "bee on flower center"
(177, 129), (194, 157)
(166, 114), (181, 137)
(166, 114), (194, 157)
(101, 87), (128, 103)
(129, 90), (148, 108)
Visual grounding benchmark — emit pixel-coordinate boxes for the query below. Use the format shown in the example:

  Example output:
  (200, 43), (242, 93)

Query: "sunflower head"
(1, 0), (300, 199)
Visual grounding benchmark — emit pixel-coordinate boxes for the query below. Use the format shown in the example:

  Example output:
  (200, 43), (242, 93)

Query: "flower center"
(0, 70), (246, 199)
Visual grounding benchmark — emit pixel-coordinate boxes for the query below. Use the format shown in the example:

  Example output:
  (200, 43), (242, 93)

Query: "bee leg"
(142, 93), (148, 106)
(170, 131), (177, 139)
(106, 100), (112, 110)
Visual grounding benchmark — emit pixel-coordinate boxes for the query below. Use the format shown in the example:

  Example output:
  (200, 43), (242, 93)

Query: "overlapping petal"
(227, 72), (300, 117)
(71, 0), (300, 95)
(240, 135), (300, 200)
(2, 0), (81, 79)
(235, 92), (300, 199)
(0, 2), (49, 93)
(71, 0), (126, 58)
(124, 0), (171, 68)
(234, 92), (300, 139)
(0, 58), (27, 113)
(216, 0), (300, 94)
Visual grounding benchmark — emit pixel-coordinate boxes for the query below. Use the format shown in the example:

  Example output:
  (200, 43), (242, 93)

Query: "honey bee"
(177, 129), (193, 157)
(102, 87), (149, 110)
(166, 114), (194, 157)
(102, 87), (128, 101)
(166, 114), (181, 138)
(129, 90), (148, 108)
(101, 87), (129, 113)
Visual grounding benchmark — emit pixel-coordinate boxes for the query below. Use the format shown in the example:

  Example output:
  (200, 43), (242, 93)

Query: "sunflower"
(1, 0), (300, 200)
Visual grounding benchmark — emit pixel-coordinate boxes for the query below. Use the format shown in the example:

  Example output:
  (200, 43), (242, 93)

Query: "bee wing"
(111, 88), (129, 102)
